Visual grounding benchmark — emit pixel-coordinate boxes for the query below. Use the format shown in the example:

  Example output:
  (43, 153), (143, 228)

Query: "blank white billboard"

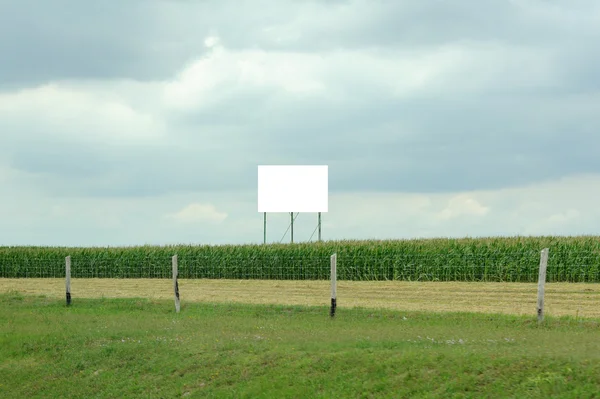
(258, 165), (328, 212)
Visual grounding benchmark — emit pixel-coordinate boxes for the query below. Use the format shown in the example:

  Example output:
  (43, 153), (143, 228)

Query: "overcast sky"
(1, 0), (600, 247)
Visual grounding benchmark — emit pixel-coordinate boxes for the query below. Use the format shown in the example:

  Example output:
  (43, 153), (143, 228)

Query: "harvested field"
(1, 278), (599, 318)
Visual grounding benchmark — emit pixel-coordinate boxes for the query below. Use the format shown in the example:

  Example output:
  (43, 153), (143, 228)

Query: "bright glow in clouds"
(166, 203), (228, 224)
(258, 165), (328, 212)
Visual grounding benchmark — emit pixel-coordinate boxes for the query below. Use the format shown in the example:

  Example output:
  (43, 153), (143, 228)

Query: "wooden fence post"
(65, 256), (71, 306)
(330, 253), (337, 317)
(172, 255), (180, 313)
(537, 248), (549, 323)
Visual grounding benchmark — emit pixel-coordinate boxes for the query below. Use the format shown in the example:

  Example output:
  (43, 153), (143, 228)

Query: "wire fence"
(1, 251), (600, 282)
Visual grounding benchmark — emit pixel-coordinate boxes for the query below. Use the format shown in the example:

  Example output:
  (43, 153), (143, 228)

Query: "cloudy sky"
(1, 0), (600, 247)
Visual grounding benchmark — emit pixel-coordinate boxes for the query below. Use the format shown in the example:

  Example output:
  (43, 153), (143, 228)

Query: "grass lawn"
(1, 292), (599, 398)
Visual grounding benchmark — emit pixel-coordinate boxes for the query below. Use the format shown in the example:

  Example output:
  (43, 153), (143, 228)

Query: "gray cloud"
(5, 0), (598, 88)
(0, 0), (208, 86)
(2, 0), (600, 245)
(3, 81), (600, 198)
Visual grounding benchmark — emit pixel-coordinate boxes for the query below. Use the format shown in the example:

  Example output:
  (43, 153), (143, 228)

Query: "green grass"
(2, 236), (600, 282)
(1, 292), (599, 398)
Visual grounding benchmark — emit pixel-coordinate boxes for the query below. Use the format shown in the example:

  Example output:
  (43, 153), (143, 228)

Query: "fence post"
(65, 256), (71, 306)
(172, 255), (180, 313)
(330, 253), (337, 317)
(537, 248), (549, 323)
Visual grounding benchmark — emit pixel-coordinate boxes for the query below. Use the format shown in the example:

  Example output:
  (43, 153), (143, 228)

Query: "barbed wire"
(0, 251), (599, 282)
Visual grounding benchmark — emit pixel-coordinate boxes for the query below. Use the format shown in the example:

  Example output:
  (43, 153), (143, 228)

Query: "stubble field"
(1, 278), (599, 318)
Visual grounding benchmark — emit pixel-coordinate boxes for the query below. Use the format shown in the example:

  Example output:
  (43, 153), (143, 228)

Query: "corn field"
(1, 236), (600, 282)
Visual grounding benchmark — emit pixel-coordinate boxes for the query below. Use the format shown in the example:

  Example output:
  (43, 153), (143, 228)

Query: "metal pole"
(318, 212), (322, 242)
(263, 212), (266, 244)
(290, 212), (294, 243)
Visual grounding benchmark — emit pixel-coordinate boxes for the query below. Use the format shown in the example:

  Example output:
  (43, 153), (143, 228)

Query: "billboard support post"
(290, 212), (294, 243)
(263, 212), (267, 244)
(318, 212), (322, 242)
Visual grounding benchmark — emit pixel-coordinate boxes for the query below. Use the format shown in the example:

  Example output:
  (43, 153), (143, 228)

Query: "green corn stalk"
(2, 236), (600, 282)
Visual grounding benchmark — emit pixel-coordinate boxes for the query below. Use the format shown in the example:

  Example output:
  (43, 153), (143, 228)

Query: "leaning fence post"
(65, 256), (72, 306)
(330, 253), (337, 317)
(537, 248), (549, 323)
(172, 255), (180, 313)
